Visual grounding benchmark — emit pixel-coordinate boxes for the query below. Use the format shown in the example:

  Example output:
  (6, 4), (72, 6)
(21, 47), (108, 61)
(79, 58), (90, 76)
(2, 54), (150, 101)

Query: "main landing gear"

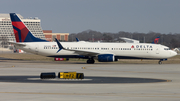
(87, 58), (95, 64)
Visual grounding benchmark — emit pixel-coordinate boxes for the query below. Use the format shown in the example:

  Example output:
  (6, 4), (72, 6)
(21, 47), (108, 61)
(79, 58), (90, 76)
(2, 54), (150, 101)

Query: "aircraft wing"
(55, 38), (100, 56)
(8, 41), (26, 47)
(65, 49), (99, 56)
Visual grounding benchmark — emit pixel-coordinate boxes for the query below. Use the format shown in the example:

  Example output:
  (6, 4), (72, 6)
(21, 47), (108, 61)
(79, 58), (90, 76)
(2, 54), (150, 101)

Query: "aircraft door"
(156, 47), (159, 54)
(35, 44), (39, 54)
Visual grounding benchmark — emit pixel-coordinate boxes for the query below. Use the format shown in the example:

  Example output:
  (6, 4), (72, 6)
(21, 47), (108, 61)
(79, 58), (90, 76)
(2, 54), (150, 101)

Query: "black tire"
(87, 59), (95, 64)
(87, 60), (90, 64)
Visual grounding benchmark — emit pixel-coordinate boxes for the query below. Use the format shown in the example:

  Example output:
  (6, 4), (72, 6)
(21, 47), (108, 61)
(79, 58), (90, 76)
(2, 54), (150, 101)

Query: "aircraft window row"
(44, 46), (51, 49)
(134, 48), (153, 51)
(102, 48), (109, 50)
(44, 46), (58, 49)
(112, 48), (131, 50)
(67, 47), (132, 51)
(52, 47), (58, 49)
(44, 46), (152, 51)
(68, 47), (100, 50)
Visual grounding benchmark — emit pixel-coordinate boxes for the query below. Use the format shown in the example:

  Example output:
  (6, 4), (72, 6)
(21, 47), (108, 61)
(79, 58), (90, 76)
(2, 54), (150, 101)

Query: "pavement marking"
(0, 92), (180, 98)
(83, 67), (179, 74)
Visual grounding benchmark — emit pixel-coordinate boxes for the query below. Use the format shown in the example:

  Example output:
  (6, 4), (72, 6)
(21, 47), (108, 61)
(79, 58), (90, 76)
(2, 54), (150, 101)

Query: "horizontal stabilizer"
(8, 41), (26, 46)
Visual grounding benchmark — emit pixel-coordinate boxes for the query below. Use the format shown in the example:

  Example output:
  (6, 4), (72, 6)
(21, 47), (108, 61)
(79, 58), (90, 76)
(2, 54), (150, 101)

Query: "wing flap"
(68, 49), (99, 56)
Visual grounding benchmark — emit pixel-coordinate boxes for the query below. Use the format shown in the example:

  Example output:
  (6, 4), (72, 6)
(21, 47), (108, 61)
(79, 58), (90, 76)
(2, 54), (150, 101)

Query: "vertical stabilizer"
(10, 13), (47, 42)
(152, 36), (160, 44)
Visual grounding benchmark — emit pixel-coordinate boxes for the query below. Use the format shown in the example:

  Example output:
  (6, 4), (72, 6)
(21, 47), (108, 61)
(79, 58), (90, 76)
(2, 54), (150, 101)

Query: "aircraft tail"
(152, 36), (160, 44)
(10, 13), (47, 42)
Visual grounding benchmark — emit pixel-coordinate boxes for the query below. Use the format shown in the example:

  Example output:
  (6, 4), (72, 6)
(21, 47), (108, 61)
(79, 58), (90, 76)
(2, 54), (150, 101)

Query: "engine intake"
(98, 54), (114, 62)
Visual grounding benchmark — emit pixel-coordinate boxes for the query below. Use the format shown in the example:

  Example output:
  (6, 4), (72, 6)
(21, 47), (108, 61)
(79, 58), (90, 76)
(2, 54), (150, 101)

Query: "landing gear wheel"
(87, 60), (90, 64)
(158, 61), (162, 64)
(87, 59), (95, 64)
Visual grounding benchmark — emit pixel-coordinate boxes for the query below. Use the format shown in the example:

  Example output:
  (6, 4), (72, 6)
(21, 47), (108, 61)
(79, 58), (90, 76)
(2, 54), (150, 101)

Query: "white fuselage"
(15, 42), (177, 60)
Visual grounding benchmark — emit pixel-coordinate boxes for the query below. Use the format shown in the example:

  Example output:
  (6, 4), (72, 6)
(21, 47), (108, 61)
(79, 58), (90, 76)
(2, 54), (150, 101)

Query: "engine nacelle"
(98, 54), (114, 62)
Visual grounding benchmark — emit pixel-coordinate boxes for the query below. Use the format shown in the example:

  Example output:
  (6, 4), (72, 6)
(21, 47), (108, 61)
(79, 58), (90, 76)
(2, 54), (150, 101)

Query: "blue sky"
(1, 0), (180, 34)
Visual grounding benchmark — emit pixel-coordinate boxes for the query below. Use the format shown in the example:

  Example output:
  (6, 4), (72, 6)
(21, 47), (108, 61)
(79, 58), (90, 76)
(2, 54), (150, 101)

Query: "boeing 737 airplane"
(9, 13), (177, 64)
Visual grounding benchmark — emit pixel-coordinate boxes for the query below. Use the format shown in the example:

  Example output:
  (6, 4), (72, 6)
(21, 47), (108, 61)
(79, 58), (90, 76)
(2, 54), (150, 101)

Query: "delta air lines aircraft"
(9, 13), (177, 64)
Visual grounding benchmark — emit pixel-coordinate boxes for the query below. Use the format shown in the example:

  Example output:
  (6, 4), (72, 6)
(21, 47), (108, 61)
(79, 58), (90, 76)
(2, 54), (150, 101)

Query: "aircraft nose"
(171, 50), (177, 57)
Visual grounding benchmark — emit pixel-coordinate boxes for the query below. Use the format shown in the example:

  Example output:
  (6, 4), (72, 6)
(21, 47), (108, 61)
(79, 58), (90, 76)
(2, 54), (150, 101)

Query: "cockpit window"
(164, 48), (169, 50)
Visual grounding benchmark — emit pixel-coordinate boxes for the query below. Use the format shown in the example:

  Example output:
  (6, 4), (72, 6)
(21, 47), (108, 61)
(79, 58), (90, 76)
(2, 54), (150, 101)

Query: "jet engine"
(98, 54), (114, 62)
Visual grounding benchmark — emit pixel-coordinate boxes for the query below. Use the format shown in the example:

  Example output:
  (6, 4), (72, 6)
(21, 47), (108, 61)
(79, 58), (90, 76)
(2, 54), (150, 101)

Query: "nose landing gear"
(158, 59), (167, 64)
(158, 60), (162, 64)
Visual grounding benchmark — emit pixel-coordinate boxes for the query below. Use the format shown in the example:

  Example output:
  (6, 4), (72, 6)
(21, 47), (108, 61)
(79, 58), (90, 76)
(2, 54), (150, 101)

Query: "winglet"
(76, 38), (79, 42)
(55, 38), (64, 53)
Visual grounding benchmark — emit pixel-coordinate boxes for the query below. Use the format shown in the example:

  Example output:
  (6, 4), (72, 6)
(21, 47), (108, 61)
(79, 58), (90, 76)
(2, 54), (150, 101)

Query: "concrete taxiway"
(0, 59), (180, 101)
